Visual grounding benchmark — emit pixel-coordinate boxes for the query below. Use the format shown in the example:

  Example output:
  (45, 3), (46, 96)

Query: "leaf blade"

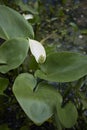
(13, 73), (62, 124)
(35, 52), (87, 82)
(0, 5), (34, 39)
(0, 38), (29, 73)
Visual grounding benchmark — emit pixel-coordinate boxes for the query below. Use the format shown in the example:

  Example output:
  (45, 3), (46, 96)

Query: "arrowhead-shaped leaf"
(35, 52), (87, 82)
(0, 5), (34, 40)
(0, 77), (9, 95)
(0, 38), (29, 73)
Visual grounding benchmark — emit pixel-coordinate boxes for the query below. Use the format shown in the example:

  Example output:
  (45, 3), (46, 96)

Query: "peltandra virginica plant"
(0, 5), (87, 130)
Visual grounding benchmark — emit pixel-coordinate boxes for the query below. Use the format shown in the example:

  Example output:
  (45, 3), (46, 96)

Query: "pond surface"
(35, 0), (87, 55)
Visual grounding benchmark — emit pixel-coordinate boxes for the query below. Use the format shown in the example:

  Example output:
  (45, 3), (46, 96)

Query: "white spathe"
(23, 14), (33, 20)
(29, 39), (46, 63)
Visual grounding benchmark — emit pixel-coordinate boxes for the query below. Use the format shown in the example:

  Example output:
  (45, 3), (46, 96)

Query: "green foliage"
(79, 92), (87, 109)
(0, 38), (29, 73)
(56, 102), (78, 128)
(0, 4), (87, 130)
(70, 22), (78, 32)
(35, 52), (87, 82)
(81, 29), (87, 35)
(0, 5), (34, 40)
(0, 77), (9, 95)
(13, 73), (62, 125)
(29, 55), (38, 71)
(13, 0), (38, 15)
(13, 73), (78, 128)
(0, 59), (7, 65)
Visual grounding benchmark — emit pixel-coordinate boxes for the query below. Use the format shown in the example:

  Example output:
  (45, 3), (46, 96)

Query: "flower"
(23, 14), (33, 20)
(28, 39), (46, 63)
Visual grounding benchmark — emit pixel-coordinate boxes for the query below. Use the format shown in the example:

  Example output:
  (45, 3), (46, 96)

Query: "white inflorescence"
(23, 14), (34, 20)
(28, 39), (46, 64)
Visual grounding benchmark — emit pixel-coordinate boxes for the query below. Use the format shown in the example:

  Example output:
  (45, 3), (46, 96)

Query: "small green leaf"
(14, 0), (38, 15)
(0, 5), (34, 39)
(0, 77), (9, 95)
(35, 52), (87, 82)
(81, 29), (87, 35)
(70, 22), (78, 31)
(81, 99), (87, 109)
(79, 92), (87, 109)
(0, 38), (29, 73)
(13, 73), (62, 125)
(56, 102), (78, 128)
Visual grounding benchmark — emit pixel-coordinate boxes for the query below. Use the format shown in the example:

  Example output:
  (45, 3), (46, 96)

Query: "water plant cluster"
(0, 0), (87, 130)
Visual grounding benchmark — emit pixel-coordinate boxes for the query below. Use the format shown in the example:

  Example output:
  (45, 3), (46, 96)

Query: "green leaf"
(0, 77), (9, 95)
(14, 0), (38, 15)
(62, 0), (67, 4)
(56, 102), (78, 128)
(29, 55), (38, 71)
(81, 29), (87, 35)
(0, 58), (7, 66)
(79, 92), (87, 109)
(81, 99), (87, 109)
(0, 5), (34, 40)
(13, 73), (62, 125)
(35, 52), (87, 82)
(70, 22), (78, 31)
(53, 113), (63, 130)
(0, 38), (29, 73)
